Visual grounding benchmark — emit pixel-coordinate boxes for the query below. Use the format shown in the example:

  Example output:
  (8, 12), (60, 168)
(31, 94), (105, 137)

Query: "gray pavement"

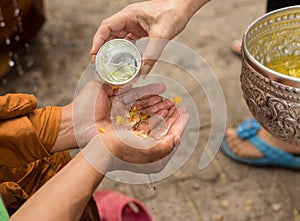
(1, 0), (300, 220)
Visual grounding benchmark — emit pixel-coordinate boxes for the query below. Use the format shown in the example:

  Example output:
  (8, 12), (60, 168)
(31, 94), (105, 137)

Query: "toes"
(224, 127), (264, 158)
(226, 128), (238, 142)
(226, 128), (243, 150)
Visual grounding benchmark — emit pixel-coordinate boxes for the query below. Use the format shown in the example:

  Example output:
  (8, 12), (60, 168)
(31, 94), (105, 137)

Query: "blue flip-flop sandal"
(221, 119), (300, 169)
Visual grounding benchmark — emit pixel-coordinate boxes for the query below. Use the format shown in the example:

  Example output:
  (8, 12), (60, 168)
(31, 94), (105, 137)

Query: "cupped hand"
(80, 83), (190, 174)
(72, 80), (167, 147)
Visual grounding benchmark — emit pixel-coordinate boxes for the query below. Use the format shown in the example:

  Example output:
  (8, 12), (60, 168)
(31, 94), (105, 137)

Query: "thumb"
(140, 38), (169, 79)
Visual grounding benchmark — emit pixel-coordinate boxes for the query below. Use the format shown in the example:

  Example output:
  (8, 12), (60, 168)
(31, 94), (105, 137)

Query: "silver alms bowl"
(241, 6), (300, 145)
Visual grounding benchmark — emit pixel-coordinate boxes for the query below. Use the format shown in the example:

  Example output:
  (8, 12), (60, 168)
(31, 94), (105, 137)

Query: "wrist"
(81, 135), (113, 175)
(73, 152), (104, 184)
(171, 0), (211, 19)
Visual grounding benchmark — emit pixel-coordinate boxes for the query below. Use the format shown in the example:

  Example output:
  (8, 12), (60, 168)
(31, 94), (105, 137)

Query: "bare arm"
(9, 152), (105, 221)
(9, 83), (190, 221)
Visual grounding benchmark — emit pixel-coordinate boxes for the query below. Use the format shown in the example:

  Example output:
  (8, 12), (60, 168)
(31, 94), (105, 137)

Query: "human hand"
(72, 81), (169, 147)
(90, 0), (209, 78)
(81, 87), (190, 174)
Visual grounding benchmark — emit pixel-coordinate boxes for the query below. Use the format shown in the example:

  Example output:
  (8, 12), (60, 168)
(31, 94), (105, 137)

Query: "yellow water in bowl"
(264, 54), (300, 78)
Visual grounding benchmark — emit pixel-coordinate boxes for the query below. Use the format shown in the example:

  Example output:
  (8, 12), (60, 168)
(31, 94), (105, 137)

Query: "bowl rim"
(242, 5), (300, 86)
(95, 38), (142, 85)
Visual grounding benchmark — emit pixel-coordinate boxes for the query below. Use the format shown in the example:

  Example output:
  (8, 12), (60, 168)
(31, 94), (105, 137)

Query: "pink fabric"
(93, 190), (153, 221)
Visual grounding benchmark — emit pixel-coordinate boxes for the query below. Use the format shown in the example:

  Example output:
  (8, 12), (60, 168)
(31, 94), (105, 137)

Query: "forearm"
(10, 152), (104, 221)
(51, 103), (77, 152)
(172, 0), (211, 19)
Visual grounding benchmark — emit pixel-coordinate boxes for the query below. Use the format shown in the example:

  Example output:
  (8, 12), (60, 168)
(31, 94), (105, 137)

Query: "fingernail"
(141, 64), (152, 79)
(174, 136), (181, 147)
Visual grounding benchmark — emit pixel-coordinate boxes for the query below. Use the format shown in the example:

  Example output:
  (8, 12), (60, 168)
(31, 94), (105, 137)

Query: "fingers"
(149, 117), (175, 140)
(135, 109), (168, 134)
(166, 106), (177, 118)
(148, 105), (185, 139)
(140, 38), (169, 78)
(90, 11), (128, 59)
(169, 106), (187, 119)
(134, 100), (187, 141)
(168, 112), (190, 137)
(124, 33), (141, 43)
(101, 83), (121, 96)
(138, 99), (173, 115)
(133, 95), (163, 110)
(90, 3), (148, 63)
(110, 84), (189, 164)
(90, 25), (111, 62)
(149, 111), (189, 159)
(147, 133), (177, 160)
(118, 83), (166, 104)
(149, 106), (189, 141)
(117, 84), (133, 95)
(128, 94), (186, 136)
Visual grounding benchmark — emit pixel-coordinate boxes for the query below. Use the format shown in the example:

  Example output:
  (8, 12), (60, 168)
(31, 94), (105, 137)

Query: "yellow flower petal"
(98, 127), (106, 133)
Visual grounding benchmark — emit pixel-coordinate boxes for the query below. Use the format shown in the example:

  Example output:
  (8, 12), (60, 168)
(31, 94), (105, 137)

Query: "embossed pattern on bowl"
(241, 6), (300, 145)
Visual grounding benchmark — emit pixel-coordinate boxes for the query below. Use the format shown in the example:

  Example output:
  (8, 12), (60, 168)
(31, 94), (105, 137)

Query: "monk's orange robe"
(0, 94), (100, 220)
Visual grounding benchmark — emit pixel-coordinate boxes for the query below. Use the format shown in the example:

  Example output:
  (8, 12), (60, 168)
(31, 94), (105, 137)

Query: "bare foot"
(231, 39), (242, 56)
(226, 128), (263, 158)
(225, 127), (300, 158)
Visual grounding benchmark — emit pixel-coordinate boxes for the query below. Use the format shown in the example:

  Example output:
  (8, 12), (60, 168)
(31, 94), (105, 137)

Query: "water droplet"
(8, 59), (15, 67)
(24, 43), (30, 52)
(14, 35), (20, 42)
(8, 51), (13, 57)
(5, 38), (10, 45)
(18, 26), (23, 33)
(17, 65), (24, 76)
(149, 186), (156, 191)
(0, 21), (5, 28)
(13, 53), (19, 60)
(147, 174), (156, 191)
(2, 78), (7, 85)
(26, 58), (34, 68)
(14, 8), (20, 17)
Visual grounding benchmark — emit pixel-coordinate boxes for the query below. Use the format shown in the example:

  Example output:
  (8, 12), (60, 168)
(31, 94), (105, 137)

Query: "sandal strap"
(248, 135), (296, 162)
(237, 119), (298, 164)
(236, 119), (261, 139)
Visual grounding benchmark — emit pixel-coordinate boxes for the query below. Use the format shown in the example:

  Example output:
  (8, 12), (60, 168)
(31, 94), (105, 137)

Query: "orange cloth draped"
(0, 94), (100, 220)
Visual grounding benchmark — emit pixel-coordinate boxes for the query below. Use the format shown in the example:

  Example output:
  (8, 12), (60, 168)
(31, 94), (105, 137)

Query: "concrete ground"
(1, 0), (300, 220)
